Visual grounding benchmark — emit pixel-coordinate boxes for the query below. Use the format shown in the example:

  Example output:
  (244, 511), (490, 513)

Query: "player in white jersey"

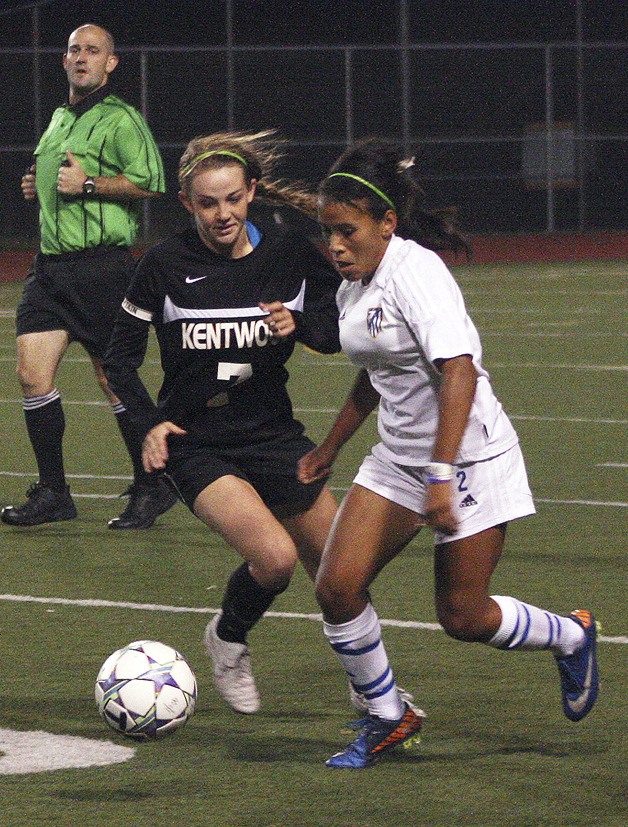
(298, 138), (599, 768)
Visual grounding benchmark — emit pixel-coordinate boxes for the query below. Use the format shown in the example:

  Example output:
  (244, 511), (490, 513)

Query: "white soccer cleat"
(203, 614), (260, 714)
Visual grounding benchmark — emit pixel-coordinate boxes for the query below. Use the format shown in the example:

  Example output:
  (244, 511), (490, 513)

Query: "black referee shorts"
(164, 430), (327, 519)
(16, 247), (136, 359)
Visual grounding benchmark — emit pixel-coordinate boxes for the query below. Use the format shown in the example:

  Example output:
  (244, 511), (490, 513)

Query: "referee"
(1, 24), (176, 529)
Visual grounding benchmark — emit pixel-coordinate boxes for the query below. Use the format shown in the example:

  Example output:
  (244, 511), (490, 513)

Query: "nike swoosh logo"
(185, 276), (208, 284)
(565, 649), (594, 715)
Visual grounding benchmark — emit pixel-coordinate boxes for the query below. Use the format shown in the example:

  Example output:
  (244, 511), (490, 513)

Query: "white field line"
(0, 355), (626, 369)
(296, 410), (628, 425)
(491, 364), (627, 371)
(0, 593), (624, 645)
(0, 471), (625, 507)
(461, 289), (628, 296)
(508, 415), (627, 425)
(2, 467), (626, 508)
(468, 307), (605, 314)
(0, 398), (112, 406)
(0, 398), (625, 425)
(0, 472), (131, 480)
(295, 359), (627, 370)
(481, 331), (628, 338)
(62, 493), (123, 499)
(534, 498), (628, 507)
(0, 356), (163, 366)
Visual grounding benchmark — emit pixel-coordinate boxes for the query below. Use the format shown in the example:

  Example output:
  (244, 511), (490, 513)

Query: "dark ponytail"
(320, 137), (470, 257)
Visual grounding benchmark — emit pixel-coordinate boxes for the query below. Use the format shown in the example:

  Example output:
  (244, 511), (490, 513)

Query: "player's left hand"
(260, 301), (296, 339)
(142, 421), (187, 473)
(424, 481), (458, 535)
(57, 150), (88, 196)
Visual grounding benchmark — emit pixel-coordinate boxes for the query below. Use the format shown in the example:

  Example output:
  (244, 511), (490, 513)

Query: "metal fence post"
(544, 46), (555, 232)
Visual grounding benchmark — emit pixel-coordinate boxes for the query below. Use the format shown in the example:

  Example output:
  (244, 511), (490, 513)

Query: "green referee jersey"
(34, 88), (165, 255)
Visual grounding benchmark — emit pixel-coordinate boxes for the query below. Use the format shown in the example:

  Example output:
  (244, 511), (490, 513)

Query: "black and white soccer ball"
(95, 640), (197, 740)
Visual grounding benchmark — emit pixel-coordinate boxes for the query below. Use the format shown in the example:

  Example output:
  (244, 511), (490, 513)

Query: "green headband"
(326, 172), (397, 212)
(181, 149), (248, 178)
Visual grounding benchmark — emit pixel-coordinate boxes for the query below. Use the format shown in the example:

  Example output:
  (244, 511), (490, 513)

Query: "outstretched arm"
(298, 368), (380, 483)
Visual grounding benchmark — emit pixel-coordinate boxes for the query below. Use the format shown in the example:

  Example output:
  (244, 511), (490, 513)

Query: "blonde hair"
(178, 130), (317, 217)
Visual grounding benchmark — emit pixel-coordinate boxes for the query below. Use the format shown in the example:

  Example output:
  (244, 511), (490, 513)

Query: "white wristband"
(426, 462), (454, 483)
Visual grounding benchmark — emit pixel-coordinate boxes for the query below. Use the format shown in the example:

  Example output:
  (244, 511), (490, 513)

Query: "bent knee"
(250, 544), (297, 592)
(315, 575), (363, 618)
(16, 365), (51, 397)
(436, 604), (493, 643)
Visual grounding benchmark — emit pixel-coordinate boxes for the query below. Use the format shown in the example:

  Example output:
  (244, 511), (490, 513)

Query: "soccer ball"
(95, 640), (197, 740)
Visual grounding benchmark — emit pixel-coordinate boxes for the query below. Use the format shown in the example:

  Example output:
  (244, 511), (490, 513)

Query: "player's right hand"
(297, 444), (336, 484)
(423, 481), (458, 535)
(142, 421), (187, 472)
(21, 165), (37, 201)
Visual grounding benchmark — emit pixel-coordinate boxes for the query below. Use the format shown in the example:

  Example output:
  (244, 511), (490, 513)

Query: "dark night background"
(1, 1), (626, 47)
(0, 1), (626, 240)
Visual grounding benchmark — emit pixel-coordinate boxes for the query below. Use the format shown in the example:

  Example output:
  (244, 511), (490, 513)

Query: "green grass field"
(0, 260), (626, 827)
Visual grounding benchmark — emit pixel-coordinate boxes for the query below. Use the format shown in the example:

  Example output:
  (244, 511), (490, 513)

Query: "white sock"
(488, 595), (585, 656)
(323, 603), (404, 720)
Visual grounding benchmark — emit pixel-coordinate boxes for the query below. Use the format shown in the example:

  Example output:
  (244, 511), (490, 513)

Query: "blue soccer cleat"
(326, 702), (425, 769)
(555, 609), (600, 722)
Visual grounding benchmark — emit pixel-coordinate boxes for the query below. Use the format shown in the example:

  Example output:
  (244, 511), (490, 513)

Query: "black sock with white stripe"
(23, 390), (66, 491)
(111, 401), (151, 486)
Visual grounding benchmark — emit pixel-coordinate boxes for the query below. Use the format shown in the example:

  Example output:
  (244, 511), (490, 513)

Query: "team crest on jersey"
(367, 307), (383, 338)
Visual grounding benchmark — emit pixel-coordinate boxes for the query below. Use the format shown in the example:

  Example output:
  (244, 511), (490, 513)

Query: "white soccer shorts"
(353, 443), (536, 545)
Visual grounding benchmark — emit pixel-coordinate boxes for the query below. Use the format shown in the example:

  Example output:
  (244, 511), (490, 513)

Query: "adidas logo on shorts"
(459, 493), (478, 508)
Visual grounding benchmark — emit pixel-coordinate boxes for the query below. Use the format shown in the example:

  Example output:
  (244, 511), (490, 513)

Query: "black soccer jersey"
(104, 224), (341, 446)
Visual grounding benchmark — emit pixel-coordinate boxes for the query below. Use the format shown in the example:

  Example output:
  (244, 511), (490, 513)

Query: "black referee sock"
(112, 403), (152, 486)
(23, 391), (67, 491)
(217, 562), (288, 644)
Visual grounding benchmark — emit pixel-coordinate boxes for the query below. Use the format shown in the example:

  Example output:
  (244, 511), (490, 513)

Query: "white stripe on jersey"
(122, 297), (153, 322)
(162, 280), (306, 323)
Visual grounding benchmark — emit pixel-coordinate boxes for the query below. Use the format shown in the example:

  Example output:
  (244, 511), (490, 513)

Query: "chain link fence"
(1, 4), (625, 245)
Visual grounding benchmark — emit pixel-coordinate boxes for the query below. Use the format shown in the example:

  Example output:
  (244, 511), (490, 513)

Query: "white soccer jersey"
(337, 235), (519, 465)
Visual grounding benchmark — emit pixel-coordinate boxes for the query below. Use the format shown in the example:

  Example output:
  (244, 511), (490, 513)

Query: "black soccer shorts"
(164, 430), (327, 519)
(16, 247), (136, 359)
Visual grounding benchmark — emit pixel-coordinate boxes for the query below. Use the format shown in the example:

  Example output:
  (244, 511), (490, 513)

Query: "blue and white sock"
(488, 595), (585, 656)
(323, 602), (404, 721)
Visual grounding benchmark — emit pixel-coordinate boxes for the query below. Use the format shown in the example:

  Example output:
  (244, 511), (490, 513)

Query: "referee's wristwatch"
(82, 177), (97, 196)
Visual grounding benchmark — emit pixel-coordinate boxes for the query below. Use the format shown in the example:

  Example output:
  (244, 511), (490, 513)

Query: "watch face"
(83, 179), (96, 195)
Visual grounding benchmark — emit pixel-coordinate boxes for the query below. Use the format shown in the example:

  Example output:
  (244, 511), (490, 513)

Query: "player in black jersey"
(104, 131), (340, 713)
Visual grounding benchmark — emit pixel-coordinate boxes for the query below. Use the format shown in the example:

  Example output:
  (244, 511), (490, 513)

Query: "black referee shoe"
(108, 478), (178, 530)
(1, 482), (77, 526)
